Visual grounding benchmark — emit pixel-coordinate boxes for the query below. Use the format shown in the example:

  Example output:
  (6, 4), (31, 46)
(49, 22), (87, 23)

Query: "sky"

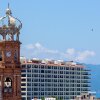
(1, 0), (100, 64)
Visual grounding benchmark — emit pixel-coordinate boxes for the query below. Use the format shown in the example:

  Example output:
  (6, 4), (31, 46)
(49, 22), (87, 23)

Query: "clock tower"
(0, 4), (22, 100)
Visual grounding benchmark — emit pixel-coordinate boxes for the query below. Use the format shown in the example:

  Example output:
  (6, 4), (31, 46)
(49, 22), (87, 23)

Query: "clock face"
(6, 51), (11, 57)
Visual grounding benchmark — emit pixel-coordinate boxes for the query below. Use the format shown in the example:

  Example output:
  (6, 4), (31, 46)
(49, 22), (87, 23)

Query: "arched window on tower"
(4, 77), (12, 93)
(6, 34), (10, 41)
(0, 51), (2, 61)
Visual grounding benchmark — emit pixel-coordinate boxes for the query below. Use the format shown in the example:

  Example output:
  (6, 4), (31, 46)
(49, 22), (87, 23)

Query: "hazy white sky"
(1, 0), (100, 64)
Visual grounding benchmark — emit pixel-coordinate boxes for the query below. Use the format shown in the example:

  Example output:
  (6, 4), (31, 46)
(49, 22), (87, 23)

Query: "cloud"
(75, 50), (95, 61)
(23, 42), (60, 59)
(66, 48), (75, 55)
(25, 42), (43, 49)
(26, 42), (59, 54)
(21, 42), (95, 62)
(65, 48), (76, 60)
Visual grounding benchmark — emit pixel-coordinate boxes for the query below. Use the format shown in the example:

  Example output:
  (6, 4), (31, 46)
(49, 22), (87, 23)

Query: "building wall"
(21, 61), (90, 100)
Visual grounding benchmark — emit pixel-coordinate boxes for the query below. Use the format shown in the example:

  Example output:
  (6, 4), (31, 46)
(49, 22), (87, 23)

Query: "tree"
(52, 96), (58, 100)
(55, 97), (58, 100)
(41, 97), (45, 100)
(59, 97), (63, 100)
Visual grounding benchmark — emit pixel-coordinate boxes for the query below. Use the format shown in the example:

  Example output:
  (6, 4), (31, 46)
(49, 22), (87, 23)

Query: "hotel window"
(27, 69), (31, 72)
(48, 70), (51, 73)
(22, 97), (26, 100)
(21, 70), (26, 72)
(66, 88), (69, 91)
(66, 71), (69, 74)
(66, 67), (69, 70)
(27, 88), (31, 91)
(41, 70), (44, 73)
(27, 92), (31, 95)
(21, 79), (26, 81)
(27, 74), (31, 77)
(77, 68), (80, 71)
(21, 92), (26, 95)
(34, 65), (38, 68)
(54, 71), (57, 74)
(48, 66), (51, 69)
(27, 83), (31, 86)
(27, 65), (31, 68)
(60, 80), (63, 82)
(21, 74), (26, 77)
(34, 74), (38, 77)
(60, 71), (63, 74)
(34, 69), (38, 73)
(66, 92), (69, 95)
(54, 92), (57, 95)
(59, 67), (62, 70)
(34, 92), (38, 95)
(41, 79), (44, 82)
(77, 88), (80, 91)
(41, 65), (44, 69)
(54, 75), (57, 78)
(21, 83), (26, 86)
(34, 88), (38, 91)
(54, 67), (57, 69)
(22, 65), (26, 68)
(71, 68), (75, 70)
(27, 79), (31, 82)
(34, 79), (38, 82)
(21, 88), (26, 91)
(41, 92), (44, 95)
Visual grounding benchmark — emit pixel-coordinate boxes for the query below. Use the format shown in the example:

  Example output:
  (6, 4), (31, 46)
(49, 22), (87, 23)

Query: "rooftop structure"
(20, 57), (85, 68)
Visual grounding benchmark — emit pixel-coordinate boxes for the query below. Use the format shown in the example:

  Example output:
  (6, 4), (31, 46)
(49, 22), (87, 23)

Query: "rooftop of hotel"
(20, 57), (85, 68)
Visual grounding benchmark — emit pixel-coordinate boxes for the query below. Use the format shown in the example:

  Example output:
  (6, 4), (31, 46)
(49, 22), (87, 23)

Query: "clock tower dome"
(0, 4), (22, 100)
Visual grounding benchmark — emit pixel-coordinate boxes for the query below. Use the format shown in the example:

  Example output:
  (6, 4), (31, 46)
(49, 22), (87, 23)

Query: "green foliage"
(56, 97), (58, 100)
(52, 96), (58, 100)
(41, 97), (45, 100)
(59, 97), (63, 100)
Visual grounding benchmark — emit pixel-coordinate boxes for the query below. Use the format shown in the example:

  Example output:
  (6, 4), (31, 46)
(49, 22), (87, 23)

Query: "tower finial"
(8, 3), (9, 8)
(6, 3), (12, 15)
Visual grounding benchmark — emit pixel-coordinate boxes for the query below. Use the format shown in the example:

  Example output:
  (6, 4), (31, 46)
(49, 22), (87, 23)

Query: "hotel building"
(21, 58), (90, 100)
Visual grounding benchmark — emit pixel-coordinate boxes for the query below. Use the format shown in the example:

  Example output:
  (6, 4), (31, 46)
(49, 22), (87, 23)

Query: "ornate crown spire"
(0, 3), (22, 41)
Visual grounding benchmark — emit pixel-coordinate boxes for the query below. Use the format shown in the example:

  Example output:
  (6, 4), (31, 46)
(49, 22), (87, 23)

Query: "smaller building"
(75, 92), (96, 100)
(45, 97), (56, 100)
(32, 97), (41, 100)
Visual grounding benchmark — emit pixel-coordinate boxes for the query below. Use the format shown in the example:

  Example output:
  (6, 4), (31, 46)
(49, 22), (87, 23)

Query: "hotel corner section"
(0, 4), (22, 100)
